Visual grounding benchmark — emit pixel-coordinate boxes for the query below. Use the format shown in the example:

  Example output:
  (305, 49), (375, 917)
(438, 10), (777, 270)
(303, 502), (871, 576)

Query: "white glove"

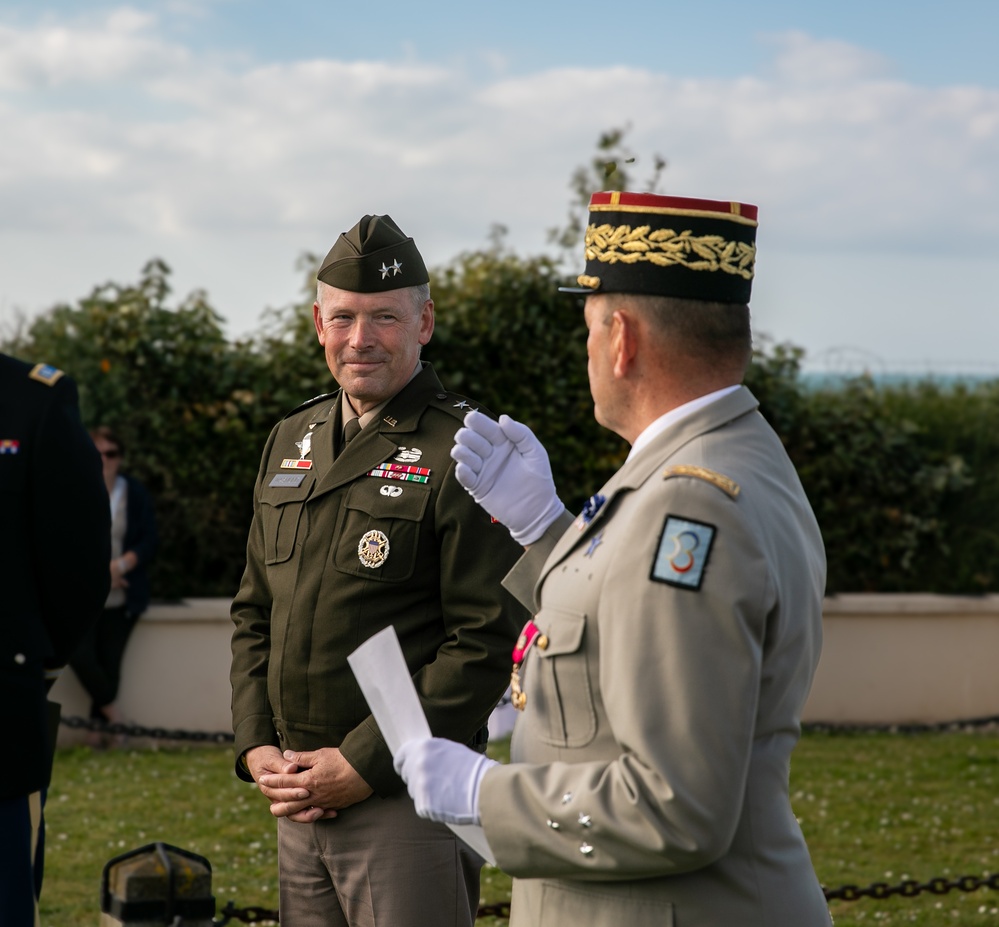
(393, 737), (498, 825)
(450, 410), (565, 545)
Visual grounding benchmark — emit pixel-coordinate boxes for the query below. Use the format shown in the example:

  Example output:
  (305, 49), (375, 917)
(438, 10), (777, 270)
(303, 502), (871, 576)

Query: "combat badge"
(394, 447), (423, 463)
(357, 530), (390, 569)
(651, 515), (716, 590)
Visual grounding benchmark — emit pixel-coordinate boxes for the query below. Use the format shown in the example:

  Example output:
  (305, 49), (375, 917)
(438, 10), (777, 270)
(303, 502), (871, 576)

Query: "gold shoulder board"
(662, 464), (740, 499)
(29, 363), (65, 386)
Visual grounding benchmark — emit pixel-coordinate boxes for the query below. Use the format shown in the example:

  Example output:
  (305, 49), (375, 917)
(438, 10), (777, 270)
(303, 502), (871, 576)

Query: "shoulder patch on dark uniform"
(663, 464), (740, 499)
(29, 363), (64, 386)
(283, 391), (337, 420)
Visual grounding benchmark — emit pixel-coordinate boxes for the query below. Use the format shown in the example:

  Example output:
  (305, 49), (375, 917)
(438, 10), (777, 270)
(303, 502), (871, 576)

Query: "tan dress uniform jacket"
(231, 364), (523, 795)
(479, 386), (831, 927)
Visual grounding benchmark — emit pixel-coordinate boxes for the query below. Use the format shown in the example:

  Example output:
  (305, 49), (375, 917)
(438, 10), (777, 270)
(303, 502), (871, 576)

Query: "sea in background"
(800, 370), (999, 391)
(794, 348), (999, 391)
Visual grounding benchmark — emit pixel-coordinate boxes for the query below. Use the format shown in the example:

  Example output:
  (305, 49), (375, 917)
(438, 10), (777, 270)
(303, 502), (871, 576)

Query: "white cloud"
(0, 8), (188, 90)
(0, 14), (996, 362)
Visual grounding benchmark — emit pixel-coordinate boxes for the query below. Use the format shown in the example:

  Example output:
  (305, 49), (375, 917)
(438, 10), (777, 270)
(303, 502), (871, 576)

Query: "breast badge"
(357, 530), (390, 569)
(394, 447), (423, 463)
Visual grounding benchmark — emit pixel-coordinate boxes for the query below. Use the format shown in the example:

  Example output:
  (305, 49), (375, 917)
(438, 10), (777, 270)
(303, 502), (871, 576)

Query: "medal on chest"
(510, 619), (548, 711)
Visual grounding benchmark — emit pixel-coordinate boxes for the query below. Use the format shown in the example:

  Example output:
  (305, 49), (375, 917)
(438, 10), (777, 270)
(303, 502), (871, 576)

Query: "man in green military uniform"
(230, 214), (525, 927)
(1, 354), (110, 926)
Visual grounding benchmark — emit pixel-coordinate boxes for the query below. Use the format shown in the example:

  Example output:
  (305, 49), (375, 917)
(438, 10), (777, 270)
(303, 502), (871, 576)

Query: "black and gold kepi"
(317, 214), (429, 293)
(560, 191), (759, 303)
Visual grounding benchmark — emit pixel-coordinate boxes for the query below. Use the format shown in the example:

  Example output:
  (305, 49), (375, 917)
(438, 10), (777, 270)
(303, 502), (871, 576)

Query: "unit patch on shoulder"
(29, 363), (64, 386)
(663, 465), (740, 499)
(651, 515), (717, 590)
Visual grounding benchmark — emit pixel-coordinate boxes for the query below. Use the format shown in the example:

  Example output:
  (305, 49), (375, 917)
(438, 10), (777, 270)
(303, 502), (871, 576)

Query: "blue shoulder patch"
(651, 515), (716, 591)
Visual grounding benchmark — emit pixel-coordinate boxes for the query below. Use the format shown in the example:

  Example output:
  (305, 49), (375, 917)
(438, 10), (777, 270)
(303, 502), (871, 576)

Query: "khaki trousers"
(277, 790), (482, 927)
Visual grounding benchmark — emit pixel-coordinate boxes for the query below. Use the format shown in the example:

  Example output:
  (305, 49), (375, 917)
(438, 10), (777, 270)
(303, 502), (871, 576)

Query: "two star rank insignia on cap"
(379, 259), (402, 279)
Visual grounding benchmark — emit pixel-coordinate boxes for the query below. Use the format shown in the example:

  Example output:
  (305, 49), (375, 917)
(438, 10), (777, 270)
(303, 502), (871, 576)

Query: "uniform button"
(14, 653), (26, 664)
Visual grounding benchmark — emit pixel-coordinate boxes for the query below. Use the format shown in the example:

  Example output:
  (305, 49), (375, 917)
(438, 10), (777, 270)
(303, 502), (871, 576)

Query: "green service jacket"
(479, 387), (832, 927)
(230, 364), (524, 795)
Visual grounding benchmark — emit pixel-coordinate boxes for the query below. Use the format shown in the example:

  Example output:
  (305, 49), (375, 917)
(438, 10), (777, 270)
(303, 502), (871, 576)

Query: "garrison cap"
(317, 214), (429, 293)
(560, 191), (758, 303)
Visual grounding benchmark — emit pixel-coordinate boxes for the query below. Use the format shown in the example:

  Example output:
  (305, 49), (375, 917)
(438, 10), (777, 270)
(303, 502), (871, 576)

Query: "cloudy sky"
(1, 0), (996, 373)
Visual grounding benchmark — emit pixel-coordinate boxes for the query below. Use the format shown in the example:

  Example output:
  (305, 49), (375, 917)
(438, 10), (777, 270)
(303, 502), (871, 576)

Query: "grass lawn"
(38, 730), (999, 926)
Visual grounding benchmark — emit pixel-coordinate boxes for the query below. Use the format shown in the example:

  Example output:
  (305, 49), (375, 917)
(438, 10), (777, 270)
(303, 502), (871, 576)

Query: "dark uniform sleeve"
(229, 425), (281, 779)
(35, 376), (111, 667)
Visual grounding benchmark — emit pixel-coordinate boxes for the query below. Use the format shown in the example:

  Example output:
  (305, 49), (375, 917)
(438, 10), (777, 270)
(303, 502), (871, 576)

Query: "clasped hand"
(248, 745), (373, 823)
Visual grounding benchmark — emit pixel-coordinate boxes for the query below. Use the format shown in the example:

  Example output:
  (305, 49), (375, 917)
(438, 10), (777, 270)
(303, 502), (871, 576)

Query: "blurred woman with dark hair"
(70, 426), (157, 745)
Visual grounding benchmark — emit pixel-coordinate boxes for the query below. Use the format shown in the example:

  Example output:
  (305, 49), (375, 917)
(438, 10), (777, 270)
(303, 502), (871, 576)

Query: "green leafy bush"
(3, 258), (996, 597)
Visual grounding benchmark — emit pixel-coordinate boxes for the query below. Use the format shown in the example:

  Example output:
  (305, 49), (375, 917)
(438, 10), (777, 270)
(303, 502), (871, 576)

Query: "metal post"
(100, 842), (215, 926)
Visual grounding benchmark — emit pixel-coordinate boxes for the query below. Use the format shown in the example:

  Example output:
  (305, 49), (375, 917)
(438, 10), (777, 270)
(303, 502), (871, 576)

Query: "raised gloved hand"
(450, 410), (565, 545)
(393, 737), (498, 826)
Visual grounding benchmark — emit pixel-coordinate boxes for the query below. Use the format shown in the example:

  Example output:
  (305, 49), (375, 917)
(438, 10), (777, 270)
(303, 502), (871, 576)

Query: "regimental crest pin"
(357, 530), (390, 569)
(651, 515), (716, 590)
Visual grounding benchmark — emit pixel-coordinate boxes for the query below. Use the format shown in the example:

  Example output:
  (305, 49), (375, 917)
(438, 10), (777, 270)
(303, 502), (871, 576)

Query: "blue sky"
(1, 1), (997, 373)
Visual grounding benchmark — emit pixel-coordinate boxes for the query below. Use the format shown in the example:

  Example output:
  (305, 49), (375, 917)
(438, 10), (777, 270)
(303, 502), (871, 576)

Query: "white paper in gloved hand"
(347, 626), (496, 863)
(450, 411), (565, 545)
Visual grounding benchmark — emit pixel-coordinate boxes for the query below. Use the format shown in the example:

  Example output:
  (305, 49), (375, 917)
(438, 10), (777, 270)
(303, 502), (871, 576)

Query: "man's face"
(584, 294), (617, 430)
(314, 285), (434, 413)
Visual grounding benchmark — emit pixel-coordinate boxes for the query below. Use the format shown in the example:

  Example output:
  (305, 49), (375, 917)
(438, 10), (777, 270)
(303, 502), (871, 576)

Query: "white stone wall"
(51, 595), (999, 746)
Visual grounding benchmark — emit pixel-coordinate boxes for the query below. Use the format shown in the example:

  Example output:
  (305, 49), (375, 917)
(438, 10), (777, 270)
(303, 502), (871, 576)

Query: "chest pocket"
(333, 479), (430, 583)
(531, 608), (597, 748)
(259, 476), (315, 565)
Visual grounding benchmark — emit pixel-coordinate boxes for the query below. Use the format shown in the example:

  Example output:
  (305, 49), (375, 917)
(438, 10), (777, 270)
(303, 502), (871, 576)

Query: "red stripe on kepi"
(588, 191), (758, 222)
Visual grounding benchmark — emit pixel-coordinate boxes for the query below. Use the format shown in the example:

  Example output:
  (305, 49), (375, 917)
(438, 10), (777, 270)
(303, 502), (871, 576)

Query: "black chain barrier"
(61, 709), (999, 744)
(63, 712), (999, 923)
(61, 713), (235, 743)
(823, 872), (999, 903)
(211, 900), (515, 925)
(802, 713), (999, 734)
(210, 875), (999, 924)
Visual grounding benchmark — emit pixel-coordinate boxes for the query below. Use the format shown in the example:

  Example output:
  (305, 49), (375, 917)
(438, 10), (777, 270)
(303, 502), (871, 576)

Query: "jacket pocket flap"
(535, 608), (586, 657)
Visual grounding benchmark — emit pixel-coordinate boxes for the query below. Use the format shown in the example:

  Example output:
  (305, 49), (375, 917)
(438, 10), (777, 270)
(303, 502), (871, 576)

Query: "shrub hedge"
(3, 255), (996, 598)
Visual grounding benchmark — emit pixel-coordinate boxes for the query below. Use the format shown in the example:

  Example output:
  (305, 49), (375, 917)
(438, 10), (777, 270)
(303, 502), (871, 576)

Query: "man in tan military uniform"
(230, 215), (524, 927)
(396, 193), (832, 926)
